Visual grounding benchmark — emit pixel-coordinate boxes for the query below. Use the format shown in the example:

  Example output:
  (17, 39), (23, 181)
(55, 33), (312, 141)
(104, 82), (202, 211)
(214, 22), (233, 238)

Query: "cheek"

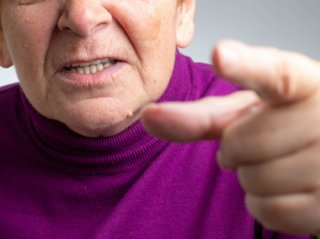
(109, 2), (178, 98)
(5, 21), (41, 69)
(128, 11), (162, 42)
(2, 4), (57, 68)
(111, 1), (176, 44)
(1, 10), (57, 112)
(7, 28), (45, 96)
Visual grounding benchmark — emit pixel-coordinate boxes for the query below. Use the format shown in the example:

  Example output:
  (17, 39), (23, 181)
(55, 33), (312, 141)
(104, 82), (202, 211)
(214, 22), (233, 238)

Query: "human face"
(0, 0), (195, 137)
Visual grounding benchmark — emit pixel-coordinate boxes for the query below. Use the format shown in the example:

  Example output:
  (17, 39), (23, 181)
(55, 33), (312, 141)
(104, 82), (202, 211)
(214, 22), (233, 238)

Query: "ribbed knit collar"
(20, 52), (193, 175)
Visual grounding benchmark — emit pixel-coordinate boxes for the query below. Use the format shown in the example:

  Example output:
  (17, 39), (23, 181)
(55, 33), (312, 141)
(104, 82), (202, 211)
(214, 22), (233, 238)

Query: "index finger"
(213, 40), (320, 104)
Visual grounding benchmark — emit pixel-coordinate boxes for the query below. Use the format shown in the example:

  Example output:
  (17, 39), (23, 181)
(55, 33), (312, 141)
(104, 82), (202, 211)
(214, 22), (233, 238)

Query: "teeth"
(65, 59), (118, 75)
(78, 68), (84, 74)
(84, 66), (91, 74)
(90, 65), (97, 74)
(97, 63), (104, 72)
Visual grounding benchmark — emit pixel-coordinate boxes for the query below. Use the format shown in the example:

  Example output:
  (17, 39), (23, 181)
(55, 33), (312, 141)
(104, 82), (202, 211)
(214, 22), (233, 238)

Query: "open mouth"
(63, 58), (120, 75)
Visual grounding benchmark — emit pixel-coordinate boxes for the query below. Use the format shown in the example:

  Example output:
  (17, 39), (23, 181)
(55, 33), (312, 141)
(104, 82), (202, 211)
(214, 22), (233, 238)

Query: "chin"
(78, 117), (138, 138)
(59, 101), (139, 138)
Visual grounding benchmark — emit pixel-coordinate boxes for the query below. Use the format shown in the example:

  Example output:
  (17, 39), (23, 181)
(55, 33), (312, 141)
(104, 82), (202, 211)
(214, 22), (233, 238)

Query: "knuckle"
(247, 193), (319, 235)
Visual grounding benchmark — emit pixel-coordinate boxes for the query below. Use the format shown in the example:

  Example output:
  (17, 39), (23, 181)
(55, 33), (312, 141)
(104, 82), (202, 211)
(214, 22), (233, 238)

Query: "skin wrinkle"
(111, 1), (171, 78)
(110, 1), (175, 89)
(0, 0), (194, 137)
(112, 0), (172, 92)
(1, 0), (181, 65)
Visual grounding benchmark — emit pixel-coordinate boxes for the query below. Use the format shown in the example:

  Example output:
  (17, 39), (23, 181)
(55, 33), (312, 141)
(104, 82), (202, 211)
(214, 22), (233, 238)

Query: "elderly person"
(0, 0), (320, 238)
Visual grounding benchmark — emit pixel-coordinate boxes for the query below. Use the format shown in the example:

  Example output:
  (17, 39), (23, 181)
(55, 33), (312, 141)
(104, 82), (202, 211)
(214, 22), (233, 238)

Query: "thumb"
(141, 91), (260, 142)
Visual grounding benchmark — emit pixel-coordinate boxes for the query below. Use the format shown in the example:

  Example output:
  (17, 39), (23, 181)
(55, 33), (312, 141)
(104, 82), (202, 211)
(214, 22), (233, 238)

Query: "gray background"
(1, 0), (319, 86)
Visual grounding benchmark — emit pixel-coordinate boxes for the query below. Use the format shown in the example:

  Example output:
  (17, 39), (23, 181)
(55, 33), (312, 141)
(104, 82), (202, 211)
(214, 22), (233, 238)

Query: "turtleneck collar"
(19, 51), (194, 175)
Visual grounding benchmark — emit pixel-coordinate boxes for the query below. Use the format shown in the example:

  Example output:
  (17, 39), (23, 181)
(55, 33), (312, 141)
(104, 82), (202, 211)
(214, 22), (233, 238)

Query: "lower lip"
(57, 62), (127, 87)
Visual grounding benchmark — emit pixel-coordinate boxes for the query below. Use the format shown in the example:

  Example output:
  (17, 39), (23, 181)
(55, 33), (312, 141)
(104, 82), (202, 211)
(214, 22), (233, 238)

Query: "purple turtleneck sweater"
(0, 53), (309, 239)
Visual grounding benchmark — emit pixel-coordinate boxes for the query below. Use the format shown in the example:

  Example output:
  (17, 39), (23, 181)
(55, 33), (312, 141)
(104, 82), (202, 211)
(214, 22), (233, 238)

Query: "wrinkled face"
(0, 0), (195, 137)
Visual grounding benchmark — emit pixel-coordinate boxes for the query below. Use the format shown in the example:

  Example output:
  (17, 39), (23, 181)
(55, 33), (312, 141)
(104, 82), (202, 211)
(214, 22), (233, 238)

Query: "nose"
(58, 0), (112, 37)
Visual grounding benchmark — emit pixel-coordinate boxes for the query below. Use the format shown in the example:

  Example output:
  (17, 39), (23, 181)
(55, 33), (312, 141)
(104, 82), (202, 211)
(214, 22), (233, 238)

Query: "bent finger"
(238, 142), (320, 196)
(218, 93), (320, 169)
(246, 192), (320, 235)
